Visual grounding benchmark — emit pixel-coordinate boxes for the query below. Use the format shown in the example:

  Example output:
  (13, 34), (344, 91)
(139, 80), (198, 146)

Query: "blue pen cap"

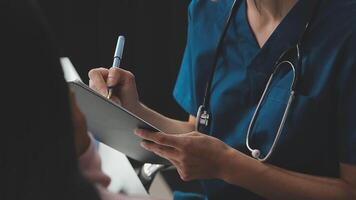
(114, 36), (125, 59)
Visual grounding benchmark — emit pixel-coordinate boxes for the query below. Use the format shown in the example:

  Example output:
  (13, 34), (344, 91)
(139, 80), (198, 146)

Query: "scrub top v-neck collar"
(240, 0), (320, 76)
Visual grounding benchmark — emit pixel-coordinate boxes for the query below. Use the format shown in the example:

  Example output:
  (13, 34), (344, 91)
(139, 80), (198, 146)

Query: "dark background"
(38, 0), (201, 193)
(38, 0), (190, 120)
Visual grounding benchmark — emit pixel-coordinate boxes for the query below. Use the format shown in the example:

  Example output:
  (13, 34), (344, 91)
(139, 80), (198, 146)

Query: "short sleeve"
(337, 34), (356, 164)
(173, 2), (198, 116)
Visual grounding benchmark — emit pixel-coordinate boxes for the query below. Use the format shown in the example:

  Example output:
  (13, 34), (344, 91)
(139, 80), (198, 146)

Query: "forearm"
(222, 150), (356, 200)
(132, 103), (195, 134)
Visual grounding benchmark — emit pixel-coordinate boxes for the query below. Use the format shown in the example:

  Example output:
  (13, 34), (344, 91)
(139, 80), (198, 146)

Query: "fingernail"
(135, 129), (143, 136)
(140, 142), (148, 149)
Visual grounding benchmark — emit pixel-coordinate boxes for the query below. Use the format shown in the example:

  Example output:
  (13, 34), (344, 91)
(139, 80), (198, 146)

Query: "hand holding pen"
(88, 35), (141, 112)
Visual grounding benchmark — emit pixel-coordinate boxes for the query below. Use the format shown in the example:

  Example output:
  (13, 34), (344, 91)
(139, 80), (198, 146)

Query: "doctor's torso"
(173, 0), (356, 199)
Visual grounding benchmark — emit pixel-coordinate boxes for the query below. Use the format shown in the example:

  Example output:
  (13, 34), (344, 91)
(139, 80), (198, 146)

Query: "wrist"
(219, 149), (255, 186)
(125, 101), (144, 115)
(216, 147), (239, 180)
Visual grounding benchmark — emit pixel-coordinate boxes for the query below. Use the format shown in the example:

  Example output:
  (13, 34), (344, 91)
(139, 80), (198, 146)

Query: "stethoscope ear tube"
(246, 60), (297, 162)
(198, 0), (242, 131)
(245, 71), (275, 161)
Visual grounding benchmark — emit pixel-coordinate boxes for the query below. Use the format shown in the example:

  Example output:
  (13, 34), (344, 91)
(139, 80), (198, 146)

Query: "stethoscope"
(196, 0), (320, 162)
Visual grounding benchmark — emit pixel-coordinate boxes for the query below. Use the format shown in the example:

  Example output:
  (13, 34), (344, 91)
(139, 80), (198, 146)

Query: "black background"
(38, 0), (190, 120)
(38, 0), (202, 193)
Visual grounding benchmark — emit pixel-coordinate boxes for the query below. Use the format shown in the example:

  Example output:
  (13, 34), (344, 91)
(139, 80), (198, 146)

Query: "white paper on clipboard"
(60, 57), (83, 82)
(60, 57), (148, 195)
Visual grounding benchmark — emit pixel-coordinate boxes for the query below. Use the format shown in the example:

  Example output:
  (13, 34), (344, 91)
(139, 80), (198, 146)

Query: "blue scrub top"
(173, 0), (356, 199)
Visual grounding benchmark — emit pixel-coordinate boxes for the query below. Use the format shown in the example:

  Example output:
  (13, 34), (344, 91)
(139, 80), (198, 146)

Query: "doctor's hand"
(88, 67), (140, 112)
(135, 129), (237, 181)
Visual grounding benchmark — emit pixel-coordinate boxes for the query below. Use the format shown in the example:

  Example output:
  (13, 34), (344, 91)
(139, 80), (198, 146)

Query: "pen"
(107, 35), (125, 99)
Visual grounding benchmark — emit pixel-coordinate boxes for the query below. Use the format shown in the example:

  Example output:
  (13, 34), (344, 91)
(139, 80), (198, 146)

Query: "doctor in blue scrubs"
(89, 0), (356, 199)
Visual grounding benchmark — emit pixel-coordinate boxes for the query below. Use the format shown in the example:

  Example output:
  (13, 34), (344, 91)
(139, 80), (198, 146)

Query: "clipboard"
(69, 80), (170, 165)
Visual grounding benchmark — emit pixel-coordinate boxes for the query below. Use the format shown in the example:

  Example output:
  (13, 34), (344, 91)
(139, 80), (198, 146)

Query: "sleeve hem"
(173, 88), (197, 116)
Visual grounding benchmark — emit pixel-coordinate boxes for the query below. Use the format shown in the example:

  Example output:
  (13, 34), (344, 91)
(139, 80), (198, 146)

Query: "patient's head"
(0, 0), (99, 199)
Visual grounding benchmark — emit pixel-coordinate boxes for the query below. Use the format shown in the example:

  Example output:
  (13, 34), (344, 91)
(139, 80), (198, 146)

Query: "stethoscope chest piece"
(196, 105), (210, 131)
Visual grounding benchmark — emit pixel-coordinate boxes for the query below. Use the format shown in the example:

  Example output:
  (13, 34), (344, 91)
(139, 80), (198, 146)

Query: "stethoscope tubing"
(196, 0), (321, 162)
(246, 60), (297, 161)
